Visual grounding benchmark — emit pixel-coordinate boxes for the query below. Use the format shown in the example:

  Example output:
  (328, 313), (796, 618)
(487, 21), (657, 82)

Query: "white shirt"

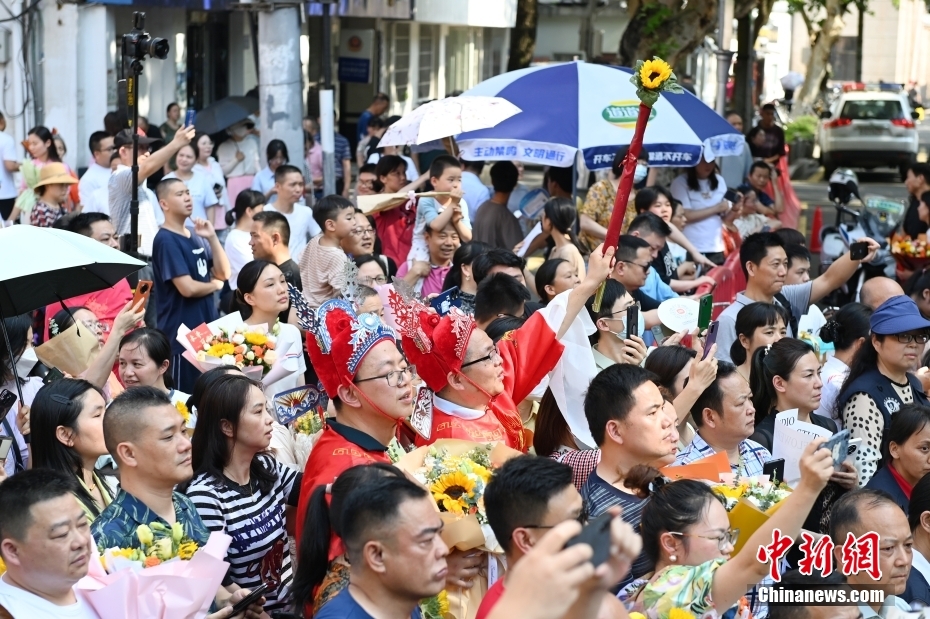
(78, 163), (111, 210)
(0, 574), (98, 619)
(266, 202), (321, 262)
(84, 186), (110, 216)
(670, 173), (727, 253)
(461, 171), (491, 221)
(814, 354), (849, 426)
(163, 169), (219, 223)
(194, 157), (230, 213)
(0, 130), (17, 200)
(261, 323), (307, 398)
(251, 166), (278, 202)
(224, 228), (254, 291)
(217, 135), (261, 178)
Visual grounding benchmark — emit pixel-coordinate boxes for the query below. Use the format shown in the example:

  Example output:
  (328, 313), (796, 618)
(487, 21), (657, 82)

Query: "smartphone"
(849, 241), (869, 261)
(822, 429), (851, 470)
(565, 513), (613, 567)
(844, 438), (863, 465)
(0, 436), (12, 460)
(650, 325), (667, 346)
(228, 583), (268, 616)
(724, 188), (740, 203)
(43, 367), (65, 385)
(0, 389), (15, 418)
(701, 321), (719, 360)
(762, 458), (785, 483)
(697, 293), (714, 331)
(430, 287), (461, 316)
(132, 280), (153, 311)
(185, 109), (196, 127)
(625, 304), (639, 339)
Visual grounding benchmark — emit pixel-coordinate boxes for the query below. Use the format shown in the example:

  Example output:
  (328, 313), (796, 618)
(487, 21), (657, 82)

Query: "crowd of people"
(0, 91), (929, 619)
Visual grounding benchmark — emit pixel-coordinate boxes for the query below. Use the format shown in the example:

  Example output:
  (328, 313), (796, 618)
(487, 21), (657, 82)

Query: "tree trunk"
(508, 0), (539, 71)
(618, 0), (718, 67)
(796, 0), (845, 105)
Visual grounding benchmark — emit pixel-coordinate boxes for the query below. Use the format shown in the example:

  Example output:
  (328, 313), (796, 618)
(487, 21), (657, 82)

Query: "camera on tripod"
(122, 12), (169, 61)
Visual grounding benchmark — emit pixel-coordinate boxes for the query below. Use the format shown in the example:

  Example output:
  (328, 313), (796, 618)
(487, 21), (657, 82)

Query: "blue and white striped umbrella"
(456, 61), (745, 169)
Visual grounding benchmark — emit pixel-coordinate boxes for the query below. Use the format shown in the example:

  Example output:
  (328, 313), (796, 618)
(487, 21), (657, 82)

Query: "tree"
(508, 0), (539, 71)
(788, 0), (857, 105)
(618, 0), (719, 67)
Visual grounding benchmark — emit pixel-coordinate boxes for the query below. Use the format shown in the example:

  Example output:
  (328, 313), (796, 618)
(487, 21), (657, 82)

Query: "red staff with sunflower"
(592, 57), (683, 311)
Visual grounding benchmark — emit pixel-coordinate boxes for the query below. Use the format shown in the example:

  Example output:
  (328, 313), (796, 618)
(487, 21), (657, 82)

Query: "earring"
(669, 555), (677, 563)
(464, 274), (470, 281)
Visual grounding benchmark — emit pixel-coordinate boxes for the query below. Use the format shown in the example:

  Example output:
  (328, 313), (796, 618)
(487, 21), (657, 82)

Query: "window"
(840, 100), (904, 120)
(392, 23), (410, 103)
(482, 28), (506, 80)
(418, 25), (434, 101)
(830, 36), (858, 82)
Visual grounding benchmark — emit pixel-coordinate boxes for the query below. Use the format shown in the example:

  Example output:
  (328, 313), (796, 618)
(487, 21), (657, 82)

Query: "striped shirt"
(186, 455), (301, 612)
(298, 234), (348, 308)
(673, 433), (772, 478)
(581, 470), (652, 588)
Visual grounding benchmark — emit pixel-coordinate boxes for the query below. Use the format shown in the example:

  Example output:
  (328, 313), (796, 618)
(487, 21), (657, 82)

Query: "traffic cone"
(809, 206), (823, 254)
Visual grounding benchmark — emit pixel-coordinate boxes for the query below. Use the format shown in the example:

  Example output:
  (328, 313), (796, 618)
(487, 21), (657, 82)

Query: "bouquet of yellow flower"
(178, 312), (290, 381)
(99, 523), (200, 573)
(77, 530), (232, 619)
(395, 439), (522, 619)
(890, 233), (930, 272)
(711, 478), (791, 554)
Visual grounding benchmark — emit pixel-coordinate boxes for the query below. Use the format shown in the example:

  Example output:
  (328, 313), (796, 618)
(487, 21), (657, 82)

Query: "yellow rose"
(147, 537), (174, 562)
(171, 522), (183, 544)
(136, 524), (154, 547)
(628, 614), (646, 619)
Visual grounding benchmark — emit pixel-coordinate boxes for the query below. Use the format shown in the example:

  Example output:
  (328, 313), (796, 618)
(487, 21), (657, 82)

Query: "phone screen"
(849, 242), (868, 261)
(0, 436), (13, 460)
(702, 321), (719, 360)
(626, 305), (639, 339)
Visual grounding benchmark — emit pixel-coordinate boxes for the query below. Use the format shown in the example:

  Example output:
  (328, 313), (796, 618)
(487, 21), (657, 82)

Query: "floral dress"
(622, 559), (752, 619)
(579, 179), (636, 250)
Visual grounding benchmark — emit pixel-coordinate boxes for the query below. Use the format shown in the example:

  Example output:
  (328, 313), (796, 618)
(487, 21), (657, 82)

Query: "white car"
(817, 88), (919, 180)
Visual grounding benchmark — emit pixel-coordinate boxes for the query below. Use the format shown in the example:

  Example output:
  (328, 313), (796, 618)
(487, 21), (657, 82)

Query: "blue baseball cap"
(871, 295), (930, 335)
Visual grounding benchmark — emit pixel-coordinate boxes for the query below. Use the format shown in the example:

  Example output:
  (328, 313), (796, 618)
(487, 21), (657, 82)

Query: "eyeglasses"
(360, 275), (387, 286)
(355, 365), (417, 387)
(520, 503), (590, 530)
(351, 226), (375, 237)
(620, 260), (651, 271)
(669, 528), (740, 552)
(81, 319), (110, 334)
(461, 348), (503, 369)
(895, 333), (930, 344)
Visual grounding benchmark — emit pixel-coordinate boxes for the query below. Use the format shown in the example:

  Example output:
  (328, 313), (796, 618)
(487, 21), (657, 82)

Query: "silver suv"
(817, 88), (919, 180)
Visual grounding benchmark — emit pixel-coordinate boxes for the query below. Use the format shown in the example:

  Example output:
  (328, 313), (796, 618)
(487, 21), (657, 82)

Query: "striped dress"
(186, 455), (301, 612)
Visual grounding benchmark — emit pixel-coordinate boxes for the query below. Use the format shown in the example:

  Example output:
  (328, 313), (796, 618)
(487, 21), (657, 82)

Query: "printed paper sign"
(772, 409), (833, 487)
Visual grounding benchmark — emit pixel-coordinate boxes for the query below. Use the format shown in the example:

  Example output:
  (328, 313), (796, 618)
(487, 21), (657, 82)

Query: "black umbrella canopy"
(193, 96), (260, 135)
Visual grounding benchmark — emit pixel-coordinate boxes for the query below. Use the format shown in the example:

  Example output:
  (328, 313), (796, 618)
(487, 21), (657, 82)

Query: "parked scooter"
(818, 169), (901, 306)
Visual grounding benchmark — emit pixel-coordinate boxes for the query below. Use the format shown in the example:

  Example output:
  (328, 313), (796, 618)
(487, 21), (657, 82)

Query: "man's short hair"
(460, 159), (484, 175)
(252, 210), (291, 246)
(485, 455), (574, 554)
(616, 234), (651, 263)
(474, 273), (530, 325)
(585, 364), (657, 446)
(766, 570), (848, 619)
(628, 212), (671, 239)
(103, 386), (172, 459)
(341, 474), (428, 563)
(89, 130), (110, 155)
(828, 488), (901, 543)
(784, 243), (811, 268)
(761, 103), (777, 112)
(358, 163), (377, 176)
(749, 161), (771, 176)
(472, 249), (526, 284)
(774, 228), (806, 247)
(66, 212), (111, 237)
(313, 194), (355, 230)
(429, 155), (461, 180)
(0, 469), (78, 550)
(373, 92), (390, 103)
(489, 161), (519, 194)
(274, 164), (303, 185)
(908, 162), (930, 183)
(738, 232), (785, 279)
(367, 116), (387, 131)
(547, 166), (573, 195)
(155, 177), (185, 202)
(690, 361), (738, 427)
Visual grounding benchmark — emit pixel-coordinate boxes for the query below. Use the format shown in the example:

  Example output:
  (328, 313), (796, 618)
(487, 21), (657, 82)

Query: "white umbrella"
(0, 225), (145, 401)
(379, 96), (522, 147)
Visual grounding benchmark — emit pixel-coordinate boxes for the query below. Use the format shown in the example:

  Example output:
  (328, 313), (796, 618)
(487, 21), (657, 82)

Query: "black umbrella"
(0, 226), (145, 403)
(193, 96), (260, 135)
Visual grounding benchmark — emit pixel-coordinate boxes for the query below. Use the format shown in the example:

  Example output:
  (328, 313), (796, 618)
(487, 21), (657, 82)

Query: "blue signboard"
(338, 57), (370, 84)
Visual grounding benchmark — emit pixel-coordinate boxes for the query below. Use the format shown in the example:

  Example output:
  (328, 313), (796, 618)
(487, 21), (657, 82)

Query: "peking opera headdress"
(304, 298), (396, 399)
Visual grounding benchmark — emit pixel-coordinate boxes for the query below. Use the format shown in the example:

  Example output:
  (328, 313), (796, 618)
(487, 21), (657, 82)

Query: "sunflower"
(431, 471), (476, 515)
(178, 541), (199, 560)
(206, 342), (235, 358)
(668, 609), (697, 619)
(639, 58), (673, 89)
(712, 483), (748, 501)
(175, 401), (191, 426)
(437, 590), (449, 616)
(0, 555), (5, 576)
(244, 331), (268, 347)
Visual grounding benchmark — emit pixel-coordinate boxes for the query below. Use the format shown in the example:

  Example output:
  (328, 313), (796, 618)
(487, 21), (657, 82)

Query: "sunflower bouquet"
(710, 478), (791, 554)
(99, 523), (200, 574)
(395, 439), (522, 619)
(77, 530), (232, 619)
(178, 312), (288, 380)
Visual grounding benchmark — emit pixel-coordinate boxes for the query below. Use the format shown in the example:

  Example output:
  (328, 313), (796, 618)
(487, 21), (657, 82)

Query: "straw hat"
(34, 162), (77, 188)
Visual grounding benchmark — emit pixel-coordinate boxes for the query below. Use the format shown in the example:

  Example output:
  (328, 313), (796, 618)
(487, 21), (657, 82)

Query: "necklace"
(736, 368), (751, 384)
